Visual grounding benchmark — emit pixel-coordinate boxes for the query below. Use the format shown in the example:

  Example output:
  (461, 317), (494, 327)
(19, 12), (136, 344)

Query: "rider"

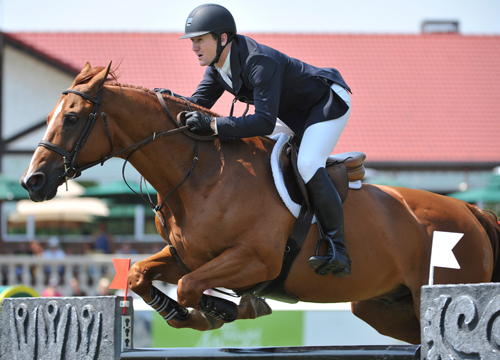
(179, 4), (352, 278)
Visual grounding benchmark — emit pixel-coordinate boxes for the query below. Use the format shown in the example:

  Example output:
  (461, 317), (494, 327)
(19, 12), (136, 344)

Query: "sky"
(1, 0), (500, 34)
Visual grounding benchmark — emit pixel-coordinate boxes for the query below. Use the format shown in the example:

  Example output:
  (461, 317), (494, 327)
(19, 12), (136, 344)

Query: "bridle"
(37, 85), (217, 276)
(38, 88), (111, 185)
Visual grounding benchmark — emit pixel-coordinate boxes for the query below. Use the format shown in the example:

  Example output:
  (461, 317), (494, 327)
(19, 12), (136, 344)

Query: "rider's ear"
(86, 61), (112, 95)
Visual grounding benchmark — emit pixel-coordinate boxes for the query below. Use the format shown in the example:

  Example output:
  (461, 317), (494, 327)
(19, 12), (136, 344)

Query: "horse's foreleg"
(174, 293), (273, 330)
(171, 294), (272, 330)
(127, 248), (223, 331)
(176, 245), (279, 310)
(127, 246), (183, 299)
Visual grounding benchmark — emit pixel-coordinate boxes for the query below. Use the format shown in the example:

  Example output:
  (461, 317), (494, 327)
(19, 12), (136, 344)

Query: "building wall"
(1, 44), (137, 184)
(2, 44), (74, 176)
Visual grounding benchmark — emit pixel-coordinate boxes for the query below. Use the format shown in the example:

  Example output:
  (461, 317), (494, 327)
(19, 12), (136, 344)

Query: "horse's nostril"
(26, 174), (45, 190)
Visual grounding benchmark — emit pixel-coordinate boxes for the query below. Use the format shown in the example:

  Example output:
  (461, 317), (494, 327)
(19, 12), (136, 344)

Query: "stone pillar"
(1, 296), (133, 360)
(421, 283), (500, 359)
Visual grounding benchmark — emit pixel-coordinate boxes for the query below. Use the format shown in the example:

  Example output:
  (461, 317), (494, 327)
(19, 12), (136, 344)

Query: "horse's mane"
(110, 82), (222, 117)
(74, 64), (220, 117)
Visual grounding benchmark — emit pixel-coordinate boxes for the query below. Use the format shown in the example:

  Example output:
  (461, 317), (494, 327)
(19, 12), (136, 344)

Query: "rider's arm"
(215, 55), (283, 141)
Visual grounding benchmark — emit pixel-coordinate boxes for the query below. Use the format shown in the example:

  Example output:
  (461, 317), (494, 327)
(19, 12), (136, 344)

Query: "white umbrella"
(9, 182), (109, 223)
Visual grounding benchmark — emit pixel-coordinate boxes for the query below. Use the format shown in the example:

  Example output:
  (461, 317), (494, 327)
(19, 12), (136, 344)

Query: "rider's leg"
(304, 166), (351, 277)
(297, 84), (351, 277)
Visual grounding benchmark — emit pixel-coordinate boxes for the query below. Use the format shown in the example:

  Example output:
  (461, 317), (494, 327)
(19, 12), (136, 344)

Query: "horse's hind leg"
(351, 297), (421, 344)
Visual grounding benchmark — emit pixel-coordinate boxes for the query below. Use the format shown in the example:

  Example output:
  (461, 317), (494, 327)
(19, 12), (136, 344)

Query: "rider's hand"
(185, 111), (214, 133)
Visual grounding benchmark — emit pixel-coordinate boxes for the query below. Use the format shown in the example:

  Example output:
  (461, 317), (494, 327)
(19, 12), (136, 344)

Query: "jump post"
(0, 296), (133, 360)
(1, 283), (500, 359)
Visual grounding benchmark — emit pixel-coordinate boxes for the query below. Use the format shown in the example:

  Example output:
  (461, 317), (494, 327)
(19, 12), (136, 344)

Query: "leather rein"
(38, 86), (216, 275)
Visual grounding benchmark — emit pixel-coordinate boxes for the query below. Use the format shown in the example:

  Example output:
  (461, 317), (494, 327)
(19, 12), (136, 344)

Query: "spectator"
(14, 242), (33, 284)
(96, 277), (112, 296)
(93, 222), (114, 254)
(69, 277), (87, 296)
(116, 243), (138, 255)
(30, 240), (44, 258)
(82, 242), (94, 255)
(27, 240), (45, 286)
(42, 277), (62, 297)
(43, 237), (66, 284)
(44, 237), (66, 259)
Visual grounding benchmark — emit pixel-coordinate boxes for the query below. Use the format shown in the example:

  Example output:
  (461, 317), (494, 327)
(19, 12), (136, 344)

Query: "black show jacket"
(186, 34), (351, 141)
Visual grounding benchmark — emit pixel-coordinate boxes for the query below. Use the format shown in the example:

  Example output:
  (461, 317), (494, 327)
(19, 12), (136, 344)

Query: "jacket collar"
(229, 36), (245, 94)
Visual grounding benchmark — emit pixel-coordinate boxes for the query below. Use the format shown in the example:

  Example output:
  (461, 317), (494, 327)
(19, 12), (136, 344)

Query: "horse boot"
(306, 167), (351, 277)
(199, 294), (238, 322)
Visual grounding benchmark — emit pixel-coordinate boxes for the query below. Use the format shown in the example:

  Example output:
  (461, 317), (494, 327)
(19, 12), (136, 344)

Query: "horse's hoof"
(250, 295), (272, 318)
(199, 310), (224, 330)
(199, 294), (238, 322)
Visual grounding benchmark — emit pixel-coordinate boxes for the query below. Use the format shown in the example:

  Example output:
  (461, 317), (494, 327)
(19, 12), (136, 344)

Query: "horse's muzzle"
(21, 172), (58, 202)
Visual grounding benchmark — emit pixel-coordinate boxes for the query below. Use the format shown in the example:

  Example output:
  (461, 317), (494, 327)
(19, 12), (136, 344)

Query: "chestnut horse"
(21, 63), (500, 344)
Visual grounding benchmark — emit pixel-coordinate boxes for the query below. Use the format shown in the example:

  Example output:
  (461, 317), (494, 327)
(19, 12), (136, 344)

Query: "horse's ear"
(86, 61), (112, 94)
(82, 62), (92, 73)
(70, 62), (93, 88)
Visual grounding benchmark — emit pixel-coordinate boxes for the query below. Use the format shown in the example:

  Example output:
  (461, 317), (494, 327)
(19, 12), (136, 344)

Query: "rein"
(38, 85), (216, 277)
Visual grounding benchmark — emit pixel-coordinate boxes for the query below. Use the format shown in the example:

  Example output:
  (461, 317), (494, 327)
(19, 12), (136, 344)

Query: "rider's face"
(191, 34), (217, 66)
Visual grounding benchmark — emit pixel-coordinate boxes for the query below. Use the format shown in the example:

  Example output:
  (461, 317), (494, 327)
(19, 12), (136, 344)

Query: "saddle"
(280, 136), (366, 207)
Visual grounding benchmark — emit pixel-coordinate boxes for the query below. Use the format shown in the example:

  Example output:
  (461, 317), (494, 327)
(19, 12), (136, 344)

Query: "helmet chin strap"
(210, 33), (228, 67)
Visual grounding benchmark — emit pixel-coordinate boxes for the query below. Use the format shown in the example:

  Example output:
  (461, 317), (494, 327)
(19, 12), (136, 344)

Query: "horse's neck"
(106, 87), (204, 192)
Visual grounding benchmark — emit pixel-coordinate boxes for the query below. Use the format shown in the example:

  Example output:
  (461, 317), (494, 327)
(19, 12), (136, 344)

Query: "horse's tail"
(466, 204), (500, 282)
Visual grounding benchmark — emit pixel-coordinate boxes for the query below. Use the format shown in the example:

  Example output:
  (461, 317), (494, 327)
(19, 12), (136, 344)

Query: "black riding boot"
(307, 167), (351, 277)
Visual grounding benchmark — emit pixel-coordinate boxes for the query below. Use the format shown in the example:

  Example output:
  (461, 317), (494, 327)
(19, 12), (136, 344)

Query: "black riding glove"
(185, 111), (214, 133)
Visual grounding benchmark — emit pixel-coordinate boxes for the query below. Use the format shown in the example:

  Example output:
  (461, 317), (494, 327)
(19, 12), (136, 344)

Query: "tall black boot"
(306, 167), (351, 277)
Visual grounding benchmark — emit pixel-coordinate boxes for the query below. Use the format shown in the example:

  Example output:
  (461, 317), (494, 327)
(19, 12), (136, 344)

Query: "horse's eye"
(65, 115), (79, 124)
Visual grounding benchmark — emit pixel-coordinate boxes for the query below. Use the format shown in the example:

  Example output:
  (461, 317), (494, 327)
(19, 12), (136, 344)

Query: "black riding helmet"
(179, 4), (237, 66)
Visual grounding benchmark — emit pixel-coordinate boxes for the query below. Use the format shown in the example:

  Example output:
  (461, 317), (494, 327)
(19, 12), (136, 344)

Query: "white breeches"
(297, 83), (351, 183)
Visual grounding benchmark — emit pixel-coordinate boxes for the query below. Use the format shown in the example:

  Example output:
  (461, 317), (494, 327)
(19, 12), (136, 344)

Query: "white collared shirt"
(215, 50), (232, 89)
(212, 50), (232, 134)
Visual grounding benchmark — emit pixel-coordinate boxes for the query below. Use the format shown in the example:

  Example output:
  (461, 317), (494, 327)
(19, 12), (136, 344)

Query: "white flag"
(430, 231), (462, 269)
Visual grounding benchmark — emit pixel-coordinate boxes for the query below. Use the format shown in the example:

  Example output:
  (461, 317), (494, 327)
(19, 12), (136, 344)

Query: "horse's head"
(21, 62), (114, 202)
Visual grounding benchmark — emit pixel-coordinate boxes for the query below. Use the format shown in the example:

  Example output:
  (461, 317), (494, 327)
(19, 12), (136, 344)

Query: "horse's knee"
(177, 276), (203, 308)
(128, 264), (152, 295)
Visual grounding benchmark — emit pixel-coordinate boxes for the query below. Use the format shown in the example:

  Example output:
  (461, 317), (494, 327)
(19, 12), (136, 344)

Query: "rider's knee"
(297, 157), (322, 183)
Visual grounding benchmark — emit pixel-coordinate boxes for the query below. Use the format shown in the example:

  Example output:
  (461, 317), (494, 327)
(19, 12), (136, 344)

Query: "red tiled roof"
(6, 32), (500, 165)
